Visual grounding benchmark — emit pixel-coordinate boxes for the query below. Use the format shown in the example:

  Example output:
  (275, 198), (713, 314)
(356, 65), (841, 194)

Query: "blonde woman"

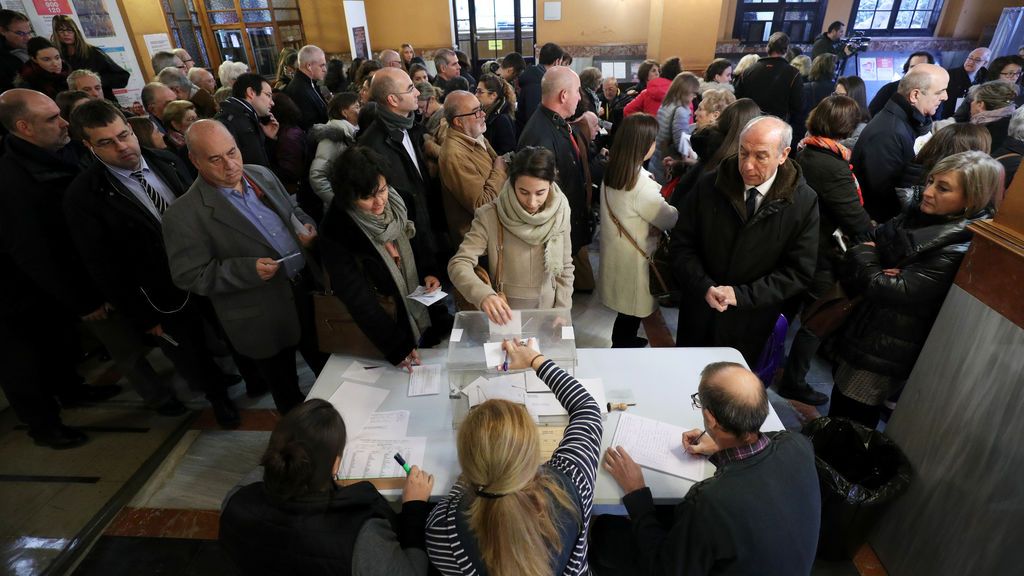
(600, 113), (679, 347)
(694, 88), (736, 129)
(448, 147), (573, 324)
(425, 338), (602, 576)
(651, 72), (700, 183)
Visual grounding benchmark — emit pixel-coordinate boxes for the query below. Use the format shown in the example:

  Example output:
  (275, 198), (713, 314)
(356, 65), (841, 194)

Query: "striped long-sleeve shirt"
(425, 359), (603, 575)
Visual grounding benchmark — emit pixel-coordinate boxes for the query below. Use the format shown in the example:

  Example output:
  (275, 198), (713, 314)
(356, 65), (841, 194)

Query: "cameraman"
(812, 21), (852, 59)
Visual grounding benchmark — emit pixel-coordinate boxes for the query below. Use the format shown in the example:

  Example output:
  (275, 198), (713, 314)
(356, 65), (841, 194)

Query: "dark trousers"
(589, 510), (677, 575)
(611, 313), (644, 348)
(232, 272), (328, 414)
(87, 309), (169, 406)
(828, 385), (881, 429)
(0, 306), (81, 431)
(780, 268), (835, 390)
(156, 301), (231, 404)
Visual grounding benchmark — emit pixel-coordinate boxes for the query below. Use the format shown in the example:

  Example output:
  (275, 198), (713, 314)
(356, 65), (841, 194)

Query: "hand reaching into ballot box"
(502, 337), (544, 371)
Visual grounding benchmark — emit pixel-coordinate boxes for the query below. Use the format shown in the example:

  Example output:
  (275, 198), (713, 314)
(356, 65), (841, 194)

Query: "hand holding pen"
(683, 429), (718, 456)
(395, 453), (433, 503)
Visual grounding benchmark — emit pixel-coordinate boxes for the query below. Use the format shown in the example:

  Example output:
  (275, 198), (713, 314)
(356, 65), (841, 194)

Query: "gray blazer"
(162, 164), (316, 359)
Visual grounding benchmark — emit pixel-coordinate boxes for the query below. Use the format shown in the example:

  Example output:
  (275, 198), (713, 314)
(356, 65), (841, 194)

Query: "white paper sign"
(143, 33), (172, 58)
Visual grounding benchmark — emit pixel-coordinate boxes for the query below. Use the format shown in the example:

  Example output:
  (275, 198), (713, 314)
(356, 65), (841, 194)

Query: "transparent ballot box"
(447, 308), (577, 427)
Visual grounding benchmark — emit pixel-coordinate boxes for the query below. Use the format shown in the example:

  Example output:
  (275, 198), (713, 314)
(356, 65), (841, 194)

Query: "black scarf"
(377, 106), (415, 132)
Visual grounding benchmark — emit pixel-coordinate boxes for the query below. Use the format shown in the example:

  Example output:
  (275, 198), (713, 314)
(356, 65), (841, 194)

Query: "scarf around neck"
(346, 189), (429, 340)
(495, 179), (570, 275)
(377, 106), (416, 132)
(798, 135), (851, 161)
(971, 104), (1016, 125)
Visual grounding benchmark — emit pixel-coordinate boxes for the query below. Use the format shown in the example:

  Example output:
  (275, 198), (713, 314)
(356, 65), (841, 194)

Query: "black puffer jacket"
(836, 205), (989, 378)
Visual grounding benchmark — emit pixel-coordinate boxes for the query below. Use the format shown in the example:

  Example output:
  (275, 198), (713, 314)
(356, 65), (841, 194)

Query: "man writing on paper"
(591, 362), (820, 575)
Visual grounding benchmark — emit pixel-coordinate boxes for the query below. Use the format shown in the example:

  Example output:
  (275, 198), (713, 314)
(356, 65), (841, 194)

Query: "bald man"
(596, 362), (820, 575)
(671, 116), (818, 365)
(162, 120), (327, 415)
(943, 46), (990, 119)
(0, 89), (123, 448)
(518, 66), (595, 280)
(853, 63), (949, 222)
(379, 48), (402, 69)
(284, 44), (328, 129)
(438, 90), (507, 246)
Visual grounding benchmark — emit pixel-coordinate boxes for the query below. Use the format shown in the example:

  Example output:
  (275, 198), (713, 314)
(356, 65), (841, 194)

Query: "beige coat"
(439, 128), (507, 246)
(599, 168), (678, 317)
(448, 203), (574, 310)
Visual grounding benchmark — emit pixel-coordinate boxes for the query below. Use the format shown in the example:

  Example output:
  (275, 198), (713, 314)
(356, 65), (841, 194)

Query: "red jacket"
(624, 77), (671, 117)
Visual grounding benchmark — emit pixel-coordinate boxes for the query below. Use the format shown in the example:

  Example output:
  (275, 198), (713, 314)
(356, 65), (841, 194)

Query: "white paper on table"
(488, 310), (522, 336)
(610, 412), (706, 481)
(526, 392), (568, 417)
(525, 370), (547, 392)
(483, 341), (506, 368)
(338, 437), (426, 479)
(450, 328), (464, 342)
(342, 360), (385, 384)
(463, 374), (526, 407)
(408, 364), (442, 396)
(358, 410), (409, 439)
(407, 285), (447, 306)
(579, 378), (609, 414)
(327, 381), (389, 439)
(561, 326), (575, 340)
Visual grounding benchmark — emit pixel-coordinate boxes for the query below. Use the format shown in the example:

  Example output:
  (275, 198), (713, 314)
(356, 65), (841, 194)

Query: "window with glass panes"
(734, 0), (826, 45)
(162, 0), (210, 68)
(851, 0), (944, 36)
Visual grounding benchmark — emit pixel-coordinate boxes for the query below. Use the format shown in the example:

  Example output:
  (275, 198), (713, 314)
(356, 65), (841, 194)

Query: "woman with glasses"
(476, 72), (517, 155)
(14, 37), (68, 98)
(49, 15), (128, 102)
(830, 151), (999, 428)
(952, 55), (1024, 122)
(220, 398), (434, 575)
(448, 147), (574, 324)
(319, 146), (445, 368)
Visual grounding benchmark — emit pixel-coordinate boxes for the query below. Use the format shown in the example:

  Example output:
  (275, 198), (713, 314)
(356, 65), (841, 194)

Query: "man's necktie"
(131, 170), (168, 214)
(745, 187), (759, 220)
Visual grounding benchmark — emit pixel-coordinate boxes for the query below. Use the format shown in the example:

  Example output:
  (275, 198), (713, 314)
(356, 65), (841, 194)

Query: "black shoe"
(58, 384), (123, 407)
(776, 384), (829, 406)
(220, 373), (243, 388)
(29, 425), (89, 449)
(154, 398), (189, 417)
(212, 398), (241, 429)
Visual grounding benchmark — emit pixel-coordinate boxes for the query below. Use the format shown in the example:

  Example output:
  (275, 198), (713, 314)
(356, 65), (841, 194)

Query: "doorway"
(452, 0), (535, 76)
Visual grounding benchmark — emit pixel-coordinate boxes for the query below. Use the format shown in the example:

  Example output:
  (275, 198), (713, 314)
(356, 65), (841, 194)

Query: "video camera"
(839, 31), (871, 55)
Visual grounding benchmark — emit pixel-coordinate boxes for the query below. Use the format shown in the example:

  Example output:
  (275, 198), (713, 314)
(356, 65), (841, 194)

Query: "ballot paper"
(463, 374), (527, 407)
(407, 285), (447, 306)
(339, 437), (426, 479)
(561, 326), (575, 340)
(489, 310), (522, 336)
(450, 328), (464, 342)
(358, 410), (409, 439)
(610, 412), (706, 481)
(327, 381), (389, 439)
(483, 341), (506, 368)
(341, 360), (384, 384)
(408, 364), (442, 396)
(526, 393), (568, 418)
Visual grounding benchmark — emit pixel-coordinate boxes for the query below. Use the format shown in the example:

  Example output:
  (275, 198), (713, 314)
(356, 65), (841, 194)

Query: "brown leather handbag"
(800, 281), (862, 339)
(472, 221), (509, 306)
(314, 270), (397, 358)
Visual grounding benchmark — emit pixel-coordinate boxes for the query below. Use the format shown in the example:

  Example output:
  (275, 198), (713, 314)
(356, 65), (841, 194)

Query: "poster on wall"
(859, 57), (878, 81)
(352, 26), (367, 59)
(18, 0), (145, 108)
(343, 0), (371, 60)
(876, 57), (895, 82)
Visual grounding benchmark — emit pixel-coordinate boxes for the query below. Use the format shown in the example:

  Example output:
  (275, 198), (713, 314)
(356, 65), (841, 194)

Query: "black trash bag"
(802, 417), (912, 560)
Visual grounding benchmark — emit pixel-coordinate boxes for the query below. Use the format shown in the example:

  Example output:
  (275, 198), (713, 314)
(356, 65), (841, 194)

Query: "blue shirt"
(218, 180), (305, 278)
(103, 157), (177, 221)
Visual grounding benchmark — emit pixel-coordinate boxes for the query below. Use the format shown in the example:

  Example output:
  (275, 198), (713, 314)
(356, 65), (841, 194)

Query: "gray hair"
(740, 115), (792, 155)
(898, 66), (935, 97)
(929, 151), (1002, 215)
(218, 60), (248, 87)
(150, 51), (179, 74)
(297, 44), (323, 66)
(433, 49), (456, 72)
(67, 68), (101, 88)
(972, 80), (1017, 111)
(187, 66), (210, 84)
(141, 82), (168, 108)
(172, 48), (190, 61)
(156, 66), (191, 90)
(1008, 106), (1024, 140)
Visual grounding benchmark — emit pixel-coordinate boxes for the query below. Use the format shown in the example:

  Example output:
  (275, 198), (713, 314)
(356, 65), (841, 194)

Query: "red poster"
(33, 0), (73, 15)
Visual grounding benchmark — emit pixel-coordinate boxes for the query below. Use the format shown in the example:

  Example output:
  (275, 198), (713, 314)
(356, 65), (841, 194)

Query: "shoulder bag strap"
(603, 184), (651, 262)
(496, 220), (505, 293)
(995, 152), (1021, 161)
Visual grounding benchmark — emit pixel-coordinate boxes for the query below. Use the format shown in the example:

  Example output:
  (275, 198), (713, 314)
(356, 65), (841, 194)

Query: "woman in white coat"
(599, 113), (679, 347)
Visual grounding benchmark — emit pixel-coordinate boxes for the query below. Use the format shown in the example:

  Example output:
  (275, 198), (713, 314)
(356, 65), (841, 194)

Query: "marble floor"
(0, 248), (881, 576)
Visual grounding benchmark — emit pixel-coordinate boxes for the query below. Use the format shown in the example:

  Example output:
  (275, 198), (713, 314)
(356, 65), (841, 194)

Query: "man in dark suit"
(670, 116), (819, 366)
(284, 44), (328, 130)
(1, 10), (31, 92)
(868, 51), (934, 118)
(942, 47), (990, 120)
(163, 120), (327, 414)
(518, 66), (595, 289)
(516, 42), (563, 133)
(215, 72), (278, 167)
(0, 89), (121, 448)
(142, 81), (176, 135)
(65, 100), (241, 428)
(735, 32), (803, 124)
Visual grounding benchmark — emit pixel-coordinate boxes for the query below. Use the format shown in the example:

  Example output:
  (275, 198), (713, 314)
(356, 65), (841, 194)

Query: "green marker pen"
(393, 452), (412, 475)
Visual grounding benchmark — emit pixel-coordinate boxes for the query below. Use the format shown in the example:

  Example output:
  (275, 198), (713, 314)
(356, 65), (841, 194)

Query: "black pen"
(690, 430), (707, 445)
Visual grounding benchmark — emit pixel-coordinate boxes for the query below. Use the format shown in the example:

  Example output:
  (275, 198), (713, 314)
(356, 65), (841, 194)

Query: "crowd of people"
(0, 8), (1017, 575)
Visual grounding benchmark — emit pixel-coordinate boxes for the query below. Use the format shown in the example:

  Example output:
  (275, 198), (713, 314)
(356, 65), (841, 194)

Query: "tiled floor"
(1, 247), (884, 576)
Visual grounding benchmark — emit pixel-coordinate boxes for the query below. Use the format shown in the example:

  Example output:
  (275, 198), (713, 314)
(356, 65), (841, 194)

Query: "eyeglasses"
(10, 30), (32, 37)
(390, 84), (416, 97)
(474, 88), (494, 96)
(453, 107), (485, 119)
(690, 392), (703, 410)
(966, 56), (989, 63)
(92, 128), (134, 149)
(55, 27), (75, 33)
(1000, 70), (1022, 78)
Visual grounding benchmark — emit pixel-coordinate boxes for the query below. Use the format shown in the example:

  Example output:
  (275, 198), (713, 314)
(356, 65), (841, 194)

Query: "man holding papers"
(592, 362), (820, 576)
(163, 120), (327, 414)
